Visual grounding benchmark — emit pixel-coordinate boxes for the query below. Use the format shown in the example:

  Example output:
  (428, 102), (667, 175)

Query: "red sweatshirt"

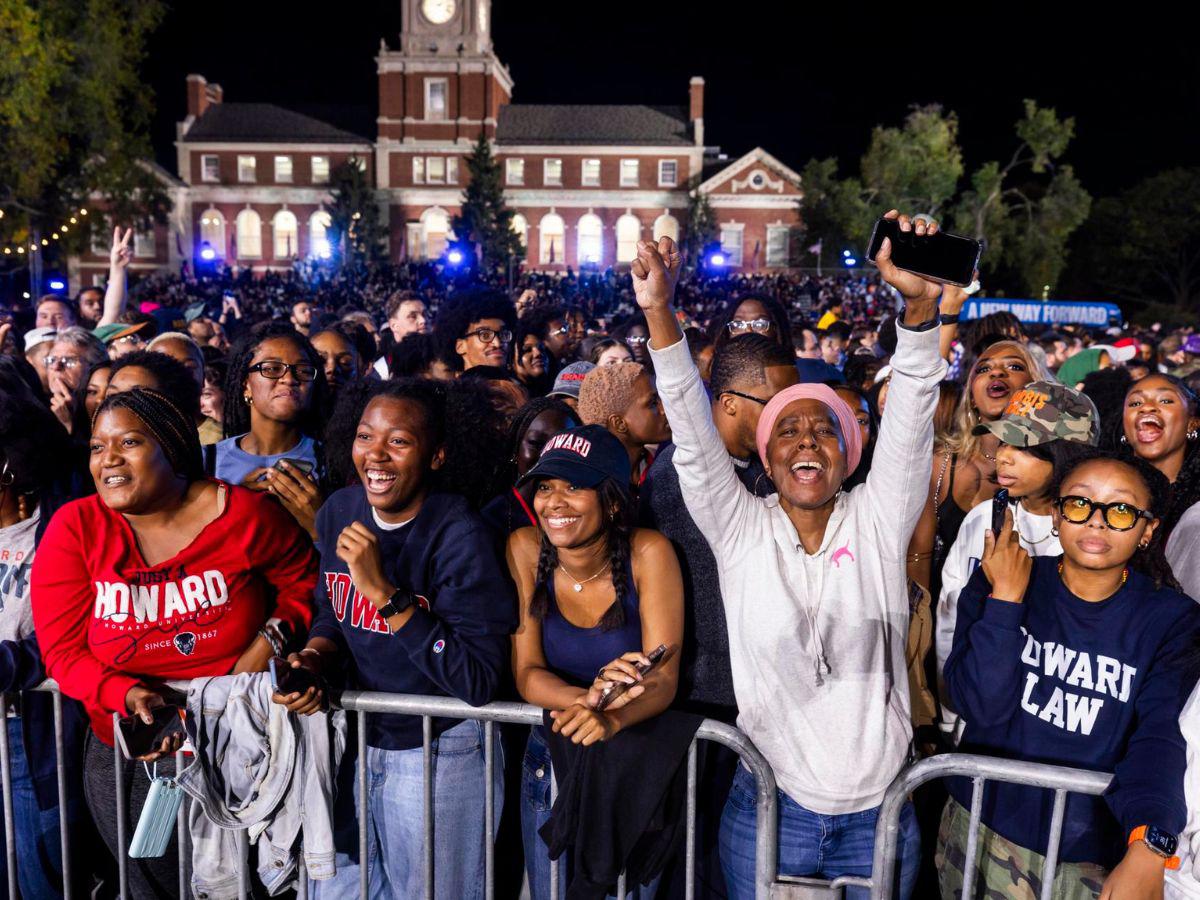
(31, 484), (317, 744)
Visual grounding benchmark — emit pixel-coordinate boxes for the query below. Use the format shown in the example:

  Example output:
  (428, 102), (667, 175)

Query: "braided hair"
(221, 322), (329, 440)
(528, 479), (635, 631)
(93, 388), (204, 483)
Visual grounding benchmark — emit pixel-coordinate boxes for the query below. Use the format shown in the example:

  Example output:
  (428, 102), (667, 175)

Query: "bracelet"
(907, 551), (934, 563)
(939, 313), (961, 325)
(258, 627), (283, 658)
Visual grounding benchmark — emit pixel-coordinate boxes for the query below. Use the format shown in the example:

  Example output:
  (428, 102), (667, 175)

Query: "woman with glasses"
(941, 449), (1200, 899)
(214, 322), (330, 537)
(710, 295), (794, 357)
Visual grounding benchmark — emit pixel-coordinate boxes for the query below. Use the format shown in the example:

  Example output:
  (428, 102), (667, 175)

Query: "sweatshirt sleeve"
(389, 519), (517, 707)
(30, 504), (139, 716)
(647, 336), (755, 554)
(0, 635), (46, 693)
(1175, 682), (1200, 874)
(937, 503), (987, 717)
(245, 494), (317, 635)
(943, 566), (1027, 729)
(1166, 504), (1200, 603)
(1105, 603), (1200, 837)
(861, 320), (945, 560)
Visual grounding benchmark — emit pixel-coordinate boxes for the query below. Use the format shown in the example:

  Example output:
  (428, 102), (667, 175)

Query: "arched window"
(510, 213), (528, 249)
(420, 207), (453, 260)
(235, 208), (262, 259)
(615, 213), (641, 263)
(199, 209), (225, 256)
(309, 211), (332, 258)
(272, 210), (298, 259)
(653, 212), (679, 244)
(539, 213), (565, 265)
(577, 213), (603, 267)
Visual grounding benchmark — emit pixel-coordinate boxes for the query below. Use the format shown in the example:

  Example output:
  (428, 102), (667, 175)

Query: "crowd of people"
(2, 212), (1200, 900)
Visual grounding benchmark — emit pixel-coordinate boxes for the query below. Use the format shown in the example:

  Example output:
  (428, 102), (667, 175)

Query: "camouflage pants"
(935, 797), (1107, 899)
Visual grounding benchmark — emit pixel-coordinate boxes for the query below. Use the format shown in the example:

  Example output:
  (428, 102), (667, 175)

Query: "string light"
(0, 207), (90, 255)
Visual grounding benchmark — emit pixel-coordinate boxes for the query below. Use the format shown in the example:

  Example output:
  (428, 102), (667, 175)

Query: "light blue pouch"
(129, 762), (184, 859)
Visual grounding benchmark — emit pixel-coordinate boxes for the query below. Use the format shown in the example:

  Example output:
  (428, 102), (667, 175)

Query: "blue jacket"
(945, 557), (1200, 866)
(309, 487), (517, 750)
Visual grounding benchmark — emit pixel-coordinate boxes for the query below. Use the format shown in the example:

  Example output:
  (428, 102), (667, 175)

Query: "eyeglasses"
(727, 318), (773, 334)
(249, 361), (319, 382)
(1056, 496), (1154, 532)
(721, 390), (768, 406)
(45, 355), (81, 370)
(547, 325), (569, 337)
(464, 327), (512, 345)
(113, 334), (143, 347)
(625, 335), (649, 346)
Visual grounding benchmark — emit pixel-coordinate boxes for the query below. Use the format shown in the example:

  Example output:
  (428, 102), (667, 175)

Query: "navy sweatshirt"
(945, 557), (1200, 867)
(309, 487), (517, 750)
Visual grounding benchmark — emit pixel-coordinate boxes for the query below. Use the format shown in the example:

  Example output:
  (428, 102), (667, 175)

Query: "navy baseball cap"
(517, 424), (631, 492)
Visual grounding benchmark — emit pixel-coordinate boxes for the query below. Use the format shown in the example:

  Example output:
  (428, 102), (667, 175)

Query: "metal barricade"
(867, 753), (1114, 900)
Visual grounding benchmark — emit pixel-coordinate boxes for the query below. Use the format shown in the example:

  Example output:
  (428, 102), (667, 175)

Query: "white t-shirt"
(0, 508), (39, 643)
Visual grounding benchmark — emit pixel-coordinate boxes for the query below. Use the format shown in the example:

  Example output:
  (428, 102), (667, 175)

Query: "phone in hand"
(595, 644), (677, 712)
(274, 458), (315, 477)
(991, 488), (1011, 538)
(866, 217), (982, 288)
(116, 705), (186, 760)
(269, 656), (320, 696)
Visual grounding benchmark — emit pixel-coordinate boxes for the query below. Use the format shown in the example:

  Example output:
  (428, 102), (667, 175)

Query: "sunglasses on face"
(249, 361), (318, 382)
(727, 318), (773, 334)
(1056, 495), (1153, 532)
(464, 327), (512, 345)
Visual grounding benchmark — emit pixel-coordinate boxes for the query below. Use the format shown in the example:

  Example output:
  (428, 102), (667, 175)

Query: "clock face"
(422, 0), (456, 24)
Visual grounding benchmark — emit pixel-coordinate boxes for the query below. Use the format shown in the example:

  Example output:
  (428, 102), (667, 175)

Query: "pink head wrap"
(754, 384), (863, 479)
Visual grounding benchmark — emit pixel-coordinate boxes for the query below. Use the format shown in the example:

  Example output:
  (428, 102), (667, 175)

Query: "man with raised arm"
(631, 212), (947, 899)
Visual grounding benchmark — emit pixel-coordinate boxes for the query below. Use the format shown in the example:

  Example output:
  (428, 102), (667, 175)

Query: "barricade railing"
(0, 684), (1118, 900)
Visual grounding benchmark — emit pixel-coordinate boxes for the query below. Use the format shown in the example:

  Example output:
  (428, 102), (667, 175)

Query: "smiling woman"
(30, 387), (317, 899)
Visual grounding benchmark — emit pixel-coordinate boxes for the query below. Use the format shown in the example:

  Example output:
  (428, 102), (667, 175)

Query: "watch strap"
(378, 588), (415, 619)
(939, 312), (961, 325)
(1129, 825), (1182, 869)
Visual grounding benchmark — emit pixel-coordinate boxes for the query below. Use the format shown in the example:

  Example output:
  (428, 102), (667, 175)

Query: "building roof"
(496, 104), (693, 146)
(182, 103), (371, 144)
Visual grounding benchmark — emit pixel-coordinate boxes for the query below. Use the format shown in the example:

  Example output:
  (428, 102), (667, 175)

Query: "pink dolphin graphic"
(830, 543), (855, 568)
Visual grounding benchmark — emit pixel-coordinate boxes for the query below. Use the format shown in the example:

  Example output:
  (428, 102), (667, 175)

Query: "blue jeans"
(520, 727), (661, 900)
(719, 765), (920, 900)
(0, 718), (77, 900)
(311, 719), (503, 900)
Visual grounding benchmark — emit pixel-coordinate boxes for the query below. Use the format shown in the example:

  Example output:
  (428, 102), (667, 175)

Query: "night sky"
(145, 3), (1200, 199)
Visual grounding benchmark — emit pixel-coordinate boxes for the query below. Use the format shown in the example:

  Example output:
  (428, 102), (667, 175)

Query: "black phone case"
(991, 489), (1010, 536)
(865, 217), (981, 287)
(117, 705), (185, 759)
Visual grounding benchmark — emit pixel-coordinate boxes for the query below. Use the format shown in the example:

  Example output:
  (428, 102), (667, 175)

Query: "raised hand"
(110, 227), (133, 271)
(980, 507), (1033, 603)
(873, 210), (943, 304)
(630, 237), (682, 312)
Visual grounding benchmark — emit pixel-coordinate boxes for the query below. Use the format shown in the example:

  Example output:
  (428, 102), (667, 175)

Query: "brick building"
(73, 0), (802, 283)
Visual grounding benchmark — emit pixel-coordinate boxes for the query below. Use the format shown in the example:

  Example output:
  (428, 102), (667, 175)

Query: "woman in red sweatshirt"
(31, 387), (317, 900)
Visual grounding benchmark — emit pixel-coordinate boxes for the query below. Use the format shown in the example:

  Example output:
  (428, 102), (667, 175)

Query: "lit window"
(720, 225), (744, 267)
(274, 155), (293, 183)
(577, 213), (603, 266)
(767, 225), (791, 267)
(539, 213), (565, 265)
(652, 213), (679, 243)
(427, 157), (446, 184)
(237, 155), (257, 183)
(615, 214), (641, 263)
(199, 209), (226, 254)
(658, 160), (678, 187)
(235, 208), (262, 259)
(273, 210), (298, 259)
(510, 213), (528, 249)
(581, 159), (601, 186)
(413, 157), (426, 184)
(447, 157), (459, 184)
(312, 156), (330, 184)
(309, 211), (332, 258)
(544, 159), (562, 186)
(619, 159), (639, 187)
(426, 79), (448, 121)
(134, 228), (155, 258)
(201, 155), (220, 183)
(421, 207), (452, 259)
(506, 158), (524, 185)
(353, 156), (367, 172)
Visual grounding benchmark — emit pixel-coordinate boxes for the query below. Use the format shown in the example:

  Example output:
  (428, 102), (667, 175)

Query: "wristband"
(939, 313), (961, 325)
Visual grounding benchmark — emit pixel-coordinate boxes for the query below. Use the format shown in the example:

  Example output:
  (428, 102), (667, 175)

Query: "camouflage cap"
(972, 380), (1100, 447)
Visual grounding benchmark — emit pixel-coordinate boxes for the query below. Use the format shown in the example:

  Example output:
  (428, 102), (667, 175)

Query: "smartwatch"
(1129, 825), (1181, 869)
(378, 588), (416, 619)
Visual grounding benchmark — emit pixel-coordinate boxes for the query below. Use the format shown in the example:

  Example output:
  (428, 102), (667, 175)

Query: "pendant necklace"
(559, 560), (611, 593)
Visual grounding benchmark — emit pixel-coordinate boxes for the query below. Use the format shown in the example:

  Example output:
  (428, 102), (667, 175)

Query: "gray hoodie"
(648, 321), (943, 814)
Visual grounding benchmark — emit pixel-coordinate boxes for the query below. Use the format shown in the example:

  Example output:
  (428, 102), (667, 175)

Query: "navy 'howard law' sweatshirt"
(309, 487), (517, 750)
(945, 556), (1200, 867)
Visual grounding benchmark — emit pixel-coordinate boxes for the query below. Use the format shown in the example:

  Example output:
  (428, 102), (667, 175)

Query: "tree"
(684, 177), (718, 266)
(326, 158), (387, 269)
(451, 133), (523, 272)
(0, 0), (169, 284)
(1074, 169), (1200, 314)
(796, 157), (867, 256)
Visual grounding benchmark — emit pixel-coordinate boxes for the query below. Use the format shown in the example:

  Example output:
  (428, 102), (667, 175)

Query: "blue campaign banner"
(962, 298), (1123, 328)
